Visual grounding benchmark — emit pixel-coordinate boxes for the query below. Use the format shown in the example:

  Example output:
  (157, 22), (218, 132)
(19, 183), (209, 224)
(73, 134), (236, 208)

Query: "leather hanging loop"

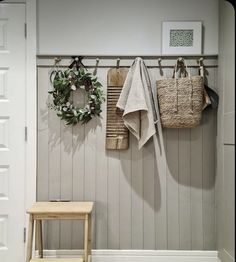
(158, 58), (164, 77)
(49, 57), (62, 83)
(172, 57), (184, 78)
(116, 57), (120, 69)
(198, 57), (204, 78)
(93, 58), (99, 76)
(198, 57), (204, 66)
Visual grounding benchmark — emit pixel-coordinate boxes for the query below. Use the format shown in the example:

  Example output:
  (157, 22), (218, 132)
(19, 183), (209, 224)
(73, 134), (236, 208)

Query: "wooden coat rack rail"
(37, 54), (218, 68)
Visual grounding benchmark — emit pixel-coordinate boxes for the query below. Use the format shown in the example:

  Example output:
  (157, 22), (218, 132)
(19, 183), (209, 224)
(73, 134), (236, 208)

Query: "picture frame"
(162, 21), (202, 55)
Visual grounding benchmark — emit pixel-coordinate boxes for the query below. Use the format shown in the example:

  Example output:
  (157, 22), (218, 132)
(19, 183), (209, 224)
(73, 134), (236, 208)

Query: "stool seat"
(30, 258), (84, 262)
(30, 259), (83, 262)
(27, 202), (93, 220)
(27, 202), (93, 214)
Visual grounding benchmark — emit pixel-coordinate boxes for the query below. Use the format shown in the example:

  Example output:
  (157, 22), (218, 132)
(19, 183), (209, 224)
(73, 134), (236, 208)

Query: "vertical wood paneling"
(84, 117), (97, 249)
(164, 61), (179, 251)
(37, 66), (217, 251)
(84, 124), (96, 200)
(119, 147), (132, 249)
(166, 129), (179, 249)
(190, 124), (203, 250)
(150, 68), (168, 250)
(223, 145), (235, 257)
(202, 68), (216, 250)
(131, 135), (143, 249)
(95, 69), (108, 249)
(47, 68), (61, 250)
(60, 124), (73, 249)
(37, 68), (49, 201)
(154, 129), (168, 249)
(71, 88), (85, 249)
(178, 129), (191, 250)
(190, 67), (204, 250)
(107, 150), (120, 249)
(202, 109), (216, 250)
(143, 140), (155, 249)
(37, 68), (49, 248)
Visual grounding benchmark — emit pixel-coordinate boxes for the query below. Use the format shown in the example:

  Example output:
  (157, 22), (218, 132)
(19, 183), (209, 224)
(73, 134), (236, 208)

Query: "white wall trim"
(25, 0), (37, 211)
(25, 0), (37, 241)
(36, 250), (219, 262)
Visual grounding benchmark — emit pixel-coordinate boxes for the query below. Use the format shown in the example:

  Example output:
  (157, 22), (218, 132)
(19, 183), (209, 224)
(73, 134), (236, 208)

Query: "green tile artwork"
(169, 29), (193, 47)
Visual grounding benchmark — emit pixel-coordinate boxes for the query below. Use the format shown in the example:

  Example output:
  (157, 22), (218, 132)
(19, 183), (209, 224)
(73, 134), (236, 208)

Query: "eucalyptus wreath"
(48, 67), (105, 125)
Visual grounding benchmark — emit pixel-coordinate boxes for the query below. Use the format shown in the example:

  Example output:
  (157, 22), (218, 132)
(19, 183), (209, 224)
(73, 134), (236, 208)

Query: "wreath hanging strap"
(48, 57), (105, 125)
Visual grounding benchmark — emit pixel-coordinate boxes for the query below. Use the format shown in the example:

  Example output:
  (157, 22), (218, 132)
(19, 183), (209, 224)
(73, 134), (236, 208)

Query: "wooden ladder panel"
(106, 68), (129, 150)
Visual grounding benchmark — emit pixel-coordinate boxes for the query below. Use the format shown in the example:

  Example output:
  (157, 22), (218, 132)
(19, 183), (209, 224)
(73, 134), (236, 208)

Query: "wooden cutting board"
(106, 68), (129, 150)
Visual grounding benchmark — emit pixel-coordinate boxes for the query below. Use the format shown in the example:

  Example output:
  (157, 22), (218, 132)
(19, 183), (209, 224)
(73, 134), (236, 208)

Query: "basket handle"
(172, 58), (193, 113)
(199, 65), (204, 78)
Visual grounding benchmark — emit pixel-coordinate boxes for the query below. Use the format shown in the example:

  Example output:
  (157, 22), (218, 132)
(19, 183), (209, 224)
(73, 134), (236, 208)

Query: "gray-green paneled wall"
(37, 65), (217, 250)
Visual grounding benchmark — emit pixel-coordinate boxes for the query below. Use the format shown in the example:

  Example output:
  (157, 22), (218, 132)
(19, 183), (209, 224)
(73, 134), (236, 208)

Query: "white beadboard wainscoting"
(36, 250), (219, 262)
(37, 60), (218, 251)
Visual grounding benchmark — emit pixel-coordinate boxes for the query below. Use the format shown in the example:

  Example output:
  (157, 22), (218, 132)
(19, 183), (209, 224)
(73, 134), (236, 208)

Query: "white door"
(0, 4), (26, 262)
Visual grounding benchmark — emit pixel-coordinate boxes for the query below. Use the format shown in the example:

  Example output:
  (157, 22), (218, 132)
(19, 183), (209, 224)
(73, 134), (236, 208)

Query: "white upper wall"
(37, 0), (219, 55)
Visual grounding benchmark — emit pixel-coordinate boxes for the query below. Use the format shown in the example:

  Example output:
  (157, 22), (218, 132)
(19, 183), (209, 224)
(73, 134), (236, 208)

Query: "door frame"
(25, 0), (37, 230)
(0, 0), (36, 259)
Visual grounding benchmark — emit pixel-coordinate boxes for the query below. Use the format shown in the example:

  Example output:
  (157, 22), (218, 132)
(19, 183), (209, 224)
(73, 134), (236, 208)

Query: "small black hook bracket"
(69, 56), (86, 70)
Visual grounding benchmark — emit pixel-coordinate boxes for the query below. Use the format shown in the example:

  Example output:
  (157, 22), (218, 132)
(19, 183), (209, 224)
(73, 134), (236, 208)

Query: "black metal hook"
(69, 56), (86, 70)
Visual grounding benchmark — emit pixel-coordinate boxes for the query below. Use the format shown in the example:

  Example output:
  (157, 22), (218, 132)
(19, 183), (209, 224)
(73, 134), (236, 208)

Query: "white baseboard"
(37, 249), (219, 262)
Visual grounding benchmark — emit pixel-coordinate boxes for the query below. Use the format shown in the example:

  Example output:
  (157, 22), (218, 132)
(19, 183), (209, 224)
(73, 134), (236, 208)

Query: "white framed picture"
(162, 21), (202, 55)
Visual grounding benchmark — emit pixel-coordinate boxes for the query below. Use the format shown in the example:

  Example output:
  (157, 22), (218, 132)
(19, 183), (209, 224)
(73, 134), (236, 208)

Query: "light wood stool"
(26, 202), (93, 262)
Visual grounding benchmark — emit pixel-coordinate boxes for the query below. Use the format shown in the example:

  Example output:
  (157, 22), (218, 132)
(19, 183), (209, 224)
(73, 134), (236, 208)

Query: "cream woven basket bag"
(156, 59), (204, 128)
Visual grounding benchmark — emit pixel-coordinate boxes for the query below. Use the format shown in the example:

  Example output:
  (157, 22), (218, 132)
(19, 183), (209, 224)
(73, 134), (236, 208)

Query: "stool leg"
(88, 214), (92, 258)
(39, 220), (43, 258)
(36, 220), (43, 258)
(26, 215), (34, 262)
(84, 214), (89, 262)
